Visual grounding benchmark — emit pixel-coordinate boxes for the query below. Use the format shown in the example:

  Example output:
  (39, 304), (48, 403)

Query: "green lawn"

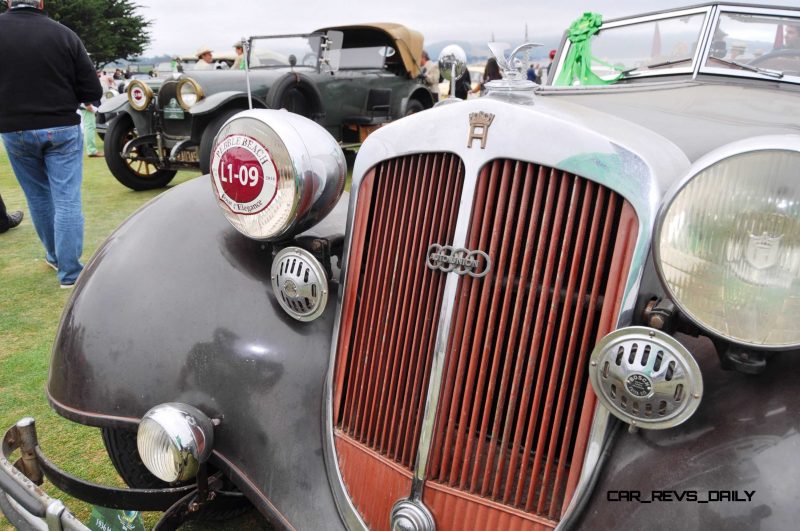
(0, 144), (267, 530)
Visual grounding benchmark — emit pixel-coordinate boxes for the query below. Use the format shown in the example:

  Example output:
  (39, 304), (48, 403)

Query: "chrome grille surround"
(323, 96), (691, 530)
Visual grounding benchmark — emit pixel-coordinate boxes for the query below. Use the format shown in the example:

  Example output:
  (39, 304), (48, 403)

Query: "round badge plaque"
(211, 134), (279, 215)
(625, 373), (653, 398)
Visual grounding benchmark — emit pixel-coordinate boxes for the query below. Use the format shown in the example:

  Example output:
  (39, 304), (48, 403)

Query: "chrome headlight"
(137, 403), (214, 483)
(127, 80), (153, 111)
(176, 78), (204, 109)
(210, 109), (345, 241)
(655, 136), (800, 349)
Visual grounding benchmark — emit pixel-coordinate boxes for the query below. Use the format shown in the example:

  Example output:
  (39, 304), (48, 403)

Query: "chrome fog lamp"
(176, 78), (204, 109)
(137, 403), (214, 483)
(655, 137), (800, 349)
(127, 80), (153, 111)
(210, 109), (345, 241)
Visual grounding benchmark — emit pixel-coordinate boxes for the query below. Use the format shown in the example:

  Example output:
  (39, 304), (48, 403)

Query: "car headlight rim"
(176, 78), (204, 110)
(136, 403), (214, 483)
(209, 109), (345, 242)
(654, 136), (800, 351)
(126, 80), (153, 111)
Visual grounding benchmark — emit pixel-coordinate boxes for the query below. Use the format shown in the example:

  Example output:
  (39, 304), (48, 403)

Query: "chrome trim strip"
(411, 162), (480, 490)
(322, 165), (370, 531)
(322, 95), (691, 529)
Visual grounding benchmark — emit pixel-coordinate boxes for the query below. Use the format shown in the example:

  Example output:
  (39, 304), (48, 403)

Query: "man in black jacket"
(0, 0), (102, 287)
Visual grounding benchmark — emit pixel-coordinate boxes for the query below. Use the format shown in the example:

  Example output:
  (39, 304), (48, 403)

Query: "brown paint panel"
(423, 481), (557, 531)
(335, 432), (412, 531)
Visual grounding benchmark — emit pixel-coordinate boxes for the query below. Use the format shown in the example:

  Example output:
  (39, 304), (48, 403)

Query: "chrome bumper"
(0, 418), (88, 531)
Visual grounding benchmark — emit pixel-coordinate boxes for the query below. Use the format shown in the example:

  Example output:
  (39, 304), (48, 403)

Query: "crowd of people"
(418, 47), (557, 100)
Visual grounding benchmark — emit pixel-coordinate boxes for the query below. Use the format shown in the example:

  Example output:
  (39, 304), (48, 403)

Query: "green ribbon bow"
(555, 12), (622, 86)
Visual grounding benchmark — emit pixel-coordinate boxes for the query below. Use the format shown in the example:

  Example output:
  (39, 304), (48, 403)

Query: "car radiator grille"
(333, 155), (638, 530)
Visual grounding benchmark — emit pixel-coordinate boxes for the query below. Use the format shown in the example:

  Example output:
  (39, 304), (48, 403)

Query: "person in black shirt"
(0, 0), (102, 287)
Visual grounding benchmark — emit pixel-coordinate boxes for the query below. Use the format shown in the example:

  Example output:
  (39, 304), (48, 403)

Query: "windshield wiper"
(620, 56), (694, 77)
(646, 56), (694, 69)
(710, 57), (784, 79)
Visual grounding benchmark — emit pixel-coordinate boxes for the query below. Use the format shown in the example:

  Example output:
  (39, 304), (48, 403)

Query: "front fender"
(579, 334), (800, 530)
(190, 91), (267, 116)
(48, 176), (345, 529)
(98, 93), (129, 114)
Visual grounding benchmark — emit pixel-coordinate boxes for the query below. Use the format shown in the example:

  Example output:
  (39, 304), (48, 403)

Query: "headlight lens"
(176, 78), (204, 109)
(127, 80), (153, 111)
(210, 109), (345, 241)
(656, 147), (800, 349)
(137, 403), (214, 483)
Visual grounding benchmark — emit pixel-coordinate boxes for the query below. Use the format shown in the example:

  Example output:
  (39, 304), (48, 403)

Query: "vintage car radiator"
(333, 153), (638, 530)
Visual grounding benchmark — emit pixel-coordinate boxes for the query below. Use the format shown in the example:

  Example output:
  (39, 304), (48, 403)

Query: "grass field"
(0, 143), (268, 529)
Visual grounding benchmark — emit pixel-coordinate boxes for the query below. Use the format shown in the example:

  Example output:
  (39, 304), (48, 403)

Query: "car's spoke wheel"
(104, 114), (177, 191)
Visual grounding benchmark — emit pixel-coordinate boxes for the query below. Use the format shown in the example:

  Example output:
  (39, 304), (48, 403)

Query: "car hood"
(539, 80), (800, 162)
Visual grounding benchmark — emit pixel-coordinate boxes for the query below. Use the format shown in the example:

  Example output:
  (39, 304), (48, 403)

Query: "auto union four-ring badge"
(426, 244), (491, 278)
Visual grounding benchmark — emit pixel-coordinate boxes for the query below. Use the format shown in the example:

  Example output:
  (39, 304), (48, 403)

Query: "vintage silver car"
(98, 23), (435, 191)
(2, 3), (800, 530)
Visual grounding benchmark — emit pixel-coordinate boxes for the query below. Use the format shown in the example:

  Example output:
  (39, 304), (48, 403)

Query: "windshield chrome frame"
(551, 7), (714, 84)
(246, 32), (325, 72)
(699, 5), (800, 85)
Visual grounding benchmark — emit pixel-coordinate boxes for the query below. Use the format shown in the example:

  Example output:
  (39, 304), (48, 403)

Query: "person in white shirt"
(194, 46), (214, 70)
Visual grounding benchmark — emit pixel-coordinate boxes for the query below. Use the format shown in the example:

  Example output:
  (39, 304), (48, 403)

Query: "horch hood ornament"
(467, 111), (495, 149)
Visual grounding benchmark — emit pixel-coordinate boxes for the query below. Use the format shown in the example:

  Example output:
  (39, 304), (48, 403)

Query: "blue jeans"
(1, 125), (84, 284)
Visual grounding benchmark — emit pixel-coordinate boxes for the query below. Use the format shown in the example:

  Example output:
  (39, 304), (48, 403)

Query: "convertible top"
(315, 23), (424, 78)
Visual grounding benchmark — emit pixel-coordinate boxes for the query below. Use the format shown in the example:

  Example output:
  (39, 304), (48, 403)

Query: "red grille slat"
(403, 155), (462, 464)
(343, 161), (393, 434)
(452, 160), (509, 488)
(374, 155), (423, 451)
(336, 153), (465, 469)
(479, 162), (538, 496)
(426, 160), (637, 524)
(535, 180), (596, 514)
(386, 154), (437, 458)
(336, 156), (638, 528)
(364, 156), (412, 444)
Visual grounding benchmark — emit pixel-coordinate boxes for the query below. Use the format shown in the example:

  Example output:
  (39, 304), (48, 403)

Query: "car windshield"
(704, 12), (800, 77)
(248, 34), (392, 70)
(580, 13), (707, 81)
(249, 35), (323, 68)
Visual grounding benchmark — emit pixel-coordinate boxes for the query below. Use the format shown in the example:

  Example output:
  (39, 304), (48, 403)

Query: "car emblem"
(426, 244), (491, 277)
(467, 111), (495, 149)
(745, 231), (782, 270)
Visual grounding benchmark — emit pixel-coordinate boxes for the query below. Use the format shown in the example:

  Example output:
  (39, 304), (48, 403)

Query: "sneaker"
(60, 282), (75, 290)
(88, 153), (104, 158)
(45, 258), (58, 271)
(0, 210), (23, 233)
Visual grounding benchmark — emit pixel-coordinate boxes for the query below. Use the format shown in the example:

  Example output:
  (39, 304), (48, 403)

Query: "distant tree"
(0, 0), (151, 68)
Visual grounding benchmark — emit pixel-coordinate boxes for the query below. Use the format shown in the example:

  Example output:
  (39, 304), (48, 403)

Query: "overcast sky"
(135, 0), (797, 56)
